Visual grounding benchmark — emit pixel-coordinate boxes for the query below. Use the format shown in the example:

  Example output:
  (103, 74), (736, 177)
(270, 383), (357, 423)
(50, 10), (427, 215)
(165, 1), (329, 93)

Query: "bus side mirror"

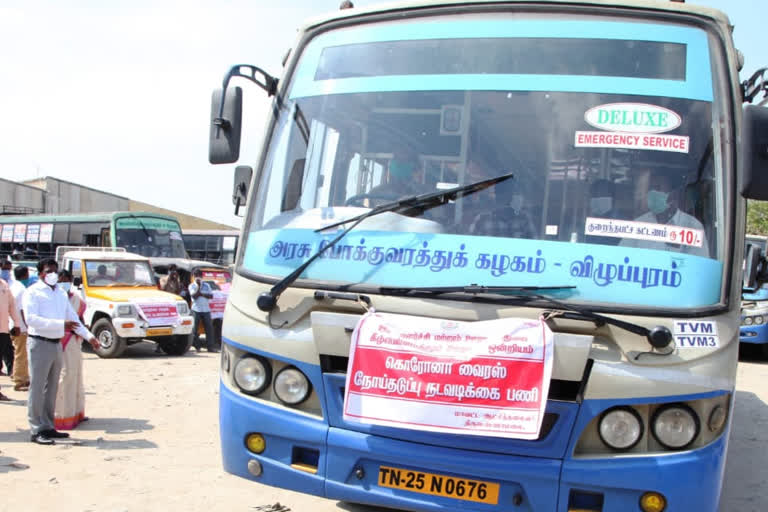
(233, 165), (253, 216)
(743, 243), (767, 292)
(741, 105), (768, 200)
(209, 86), (243, 164)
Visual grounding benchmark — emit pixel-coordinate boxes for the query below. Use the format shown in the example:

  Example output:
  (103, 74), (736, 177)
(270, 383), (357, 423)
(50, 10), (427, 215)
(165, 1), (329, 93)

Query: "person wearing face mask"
(366, 149), (427, 203)
(22, 259), (97, 445)
(9, 265), (32, 391)
(54, 270), (98, 430)
(585, 179), (622, 246)
(620, 170), (709, 258)
(1, 258), (12, 284)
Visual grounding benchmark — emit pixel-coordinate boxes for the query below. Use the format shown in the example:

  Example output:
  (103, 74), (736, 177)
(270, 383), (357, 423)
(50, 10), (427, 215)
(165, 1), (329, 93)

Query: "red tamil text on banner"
(136, 303), (178, 326)
(210, 293), (227, 319)
(343, 312), (554, 439)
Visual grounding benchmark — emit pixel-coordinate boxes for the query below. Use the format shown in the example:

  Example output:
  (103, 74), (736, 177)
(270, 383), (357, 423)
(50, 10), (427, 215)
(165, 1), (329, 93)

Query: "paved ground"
(0, 341), (765, 512)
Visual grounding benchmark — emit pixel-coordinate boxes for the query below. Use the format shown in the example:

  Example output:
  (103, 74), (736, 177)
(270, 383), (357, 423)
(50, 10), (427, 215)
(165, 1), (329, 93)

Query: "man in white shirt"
(619, 170), (710, 258)
(189, 269), (217, 353)
(23, 258), (96, 445)
(10, 265), (31, 391)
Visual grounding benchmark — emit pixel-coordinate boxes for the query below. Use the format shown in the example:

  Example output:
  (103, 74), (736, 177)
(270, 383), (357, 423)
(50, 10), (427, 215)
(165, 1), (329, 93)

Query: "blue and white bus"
(740, 235), (768, 353)
(208, 1), (768, 510)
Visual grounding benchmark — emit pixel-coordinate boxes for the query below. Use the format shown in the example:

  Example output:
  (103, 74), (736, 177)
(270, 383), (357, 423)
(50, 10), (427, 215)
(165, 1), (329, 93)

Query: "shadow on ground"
(720, 389), (768, 512)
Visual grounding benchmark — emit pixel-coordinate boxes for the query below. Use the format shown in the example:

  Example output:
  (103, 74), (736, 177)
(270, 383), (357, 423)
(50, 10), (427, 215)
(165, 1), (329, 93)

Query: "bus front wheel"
(92, 318), (127, 358)
(159, 334), (192, 356)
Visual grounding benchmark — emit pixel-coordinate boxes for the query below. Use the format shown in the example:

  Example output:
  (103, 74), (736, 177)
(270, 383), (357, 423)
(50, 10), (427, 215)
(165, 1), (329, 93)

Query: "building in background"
(1, 176), (236, 232)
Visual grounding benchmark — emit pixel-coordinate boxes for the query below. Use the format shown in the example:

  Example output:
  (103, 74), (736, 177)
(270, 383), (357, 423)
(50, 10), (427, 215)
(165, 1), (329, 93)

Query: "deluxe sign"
(584, 103), (681, 133)
(343, 312), (553, 439)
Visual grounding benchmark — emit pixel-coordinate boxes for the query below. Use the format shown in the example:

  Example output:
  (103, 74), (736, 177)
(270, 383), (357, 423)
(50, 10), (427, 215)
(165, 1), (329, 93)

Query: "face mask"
(647, 189), (670, 215)
(590, 196), (613, 216)
(0, 270), (10, 282)
(60, 282), (72, 293)
(20, 278), (31, 287)
(44, 273), (59, 286)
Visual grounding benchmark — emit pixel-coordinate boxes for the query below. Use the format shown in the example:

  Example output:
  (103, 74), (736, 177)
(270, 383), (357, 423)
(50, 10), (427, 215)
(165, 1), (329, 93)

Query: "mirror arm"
(215, 64), (278, 139)
(742, 67), (768, 104)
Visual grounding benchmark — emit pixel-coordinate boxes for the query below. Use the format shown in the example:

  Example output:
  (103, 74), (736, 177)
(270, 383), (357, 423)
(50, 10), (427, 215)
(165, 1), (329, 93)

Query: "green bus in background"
(0, 211), (187, 261)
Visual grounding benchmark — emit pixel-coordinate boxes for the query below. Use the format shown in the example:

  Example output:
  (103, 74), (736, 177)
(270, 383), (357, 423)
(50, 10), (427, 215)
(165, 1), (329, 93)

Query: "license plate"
(378, 466), (499, 505)
(146, 327), (173, 337)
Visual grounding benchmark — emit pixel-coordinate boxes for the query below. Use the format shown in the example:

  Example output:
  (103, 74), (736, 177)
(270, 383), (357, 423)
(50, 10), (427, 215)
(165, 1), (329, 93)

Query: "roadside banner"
(136, 303), (179, 326)
(343, 312), (553, 439)
(210, 292), (227, 319)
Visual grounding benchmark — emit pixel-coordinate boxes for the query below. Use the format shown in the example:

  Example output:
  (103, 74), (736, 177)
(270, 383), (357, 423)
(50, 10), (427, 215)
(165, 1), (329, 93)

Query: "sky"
(0, 0), (762, 229)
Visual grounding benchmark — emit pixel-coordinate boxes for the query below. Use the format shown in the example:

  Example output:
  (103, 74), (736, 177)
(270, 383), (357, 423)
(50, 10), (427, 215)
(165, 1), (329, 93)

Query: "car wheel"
(91, 318), (127, 358)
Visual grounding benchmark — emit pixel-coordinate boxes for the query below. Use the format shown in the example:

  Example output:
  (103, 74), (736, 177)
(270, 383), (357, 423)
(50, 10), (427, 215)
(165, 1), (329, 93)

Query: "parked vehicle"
(58, 248), (194, 357)
(208, 1), (768, 510)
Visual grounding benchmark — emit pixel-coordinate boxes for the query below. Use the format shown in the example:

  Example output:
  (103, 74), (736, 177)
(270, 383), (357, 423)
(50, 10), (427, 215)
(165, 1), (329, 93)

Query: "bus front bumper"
(220, 383), (728, 512)
(739, 322), (768, 344)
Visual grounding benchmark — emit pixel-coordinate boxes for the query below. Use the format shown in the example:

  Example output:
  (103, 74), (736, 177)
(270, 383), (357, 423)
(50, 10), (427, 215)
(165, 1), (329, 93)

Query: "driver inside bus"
(619, 168), (710, 258)
(368, 149), (427, 201)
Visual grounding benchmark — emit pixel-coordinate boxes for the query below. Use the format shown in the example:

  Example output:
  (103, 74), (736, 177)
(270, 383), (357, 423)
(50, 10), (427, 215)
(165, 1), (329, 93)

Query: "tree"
(747, 200), (768, 235)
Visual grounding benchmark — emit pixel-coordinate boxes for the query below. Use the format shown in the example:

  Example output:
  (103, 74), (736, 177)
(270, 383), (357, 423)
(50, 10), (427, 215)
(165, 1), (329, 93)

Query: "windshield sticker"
(574, 131), (689, 153)
(13, 224), (26, 243)
(25, 224), (40, 243)
(0, 225), (13, 243)
(585, 217), (704, 248)
(674, 320), (719, 348)
(244, 229), (722, 308)
(343, 311), (553, 439)
(39, 224), (53, 243)
(584, 103), (681, 133)
(169, 231), (182, 241)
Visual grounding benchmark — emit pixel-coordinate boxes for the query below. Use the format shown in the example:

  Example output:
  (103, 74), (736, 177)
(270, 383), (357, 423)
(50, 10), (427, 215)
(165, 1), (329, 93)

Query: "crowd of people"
(2, 258), (221, 444)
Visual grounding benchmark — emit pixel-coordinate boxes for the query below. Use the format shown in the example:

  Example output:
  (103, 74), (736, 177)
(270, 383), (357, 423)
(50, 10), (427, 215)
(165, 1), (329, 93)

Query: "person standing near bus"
(189, 269), (217, 353)
(23, 259), (96, 445)
(0, 274), (21, 401)
(10, 265), (31, 391)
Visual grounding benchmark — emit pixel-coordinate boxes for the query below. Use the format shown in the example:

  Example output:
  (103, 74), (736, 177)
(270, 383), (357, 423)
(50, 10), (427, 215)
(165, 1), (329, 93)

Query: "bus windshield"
(115, 216), (187, 259)
(243, 15), (726, 310)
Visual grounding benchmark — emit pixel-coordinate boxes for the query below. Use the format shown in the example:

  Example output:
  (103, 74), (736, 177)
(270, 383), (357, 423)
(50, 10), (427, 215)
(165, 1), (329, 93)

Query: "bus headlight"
(651, 404), (699, 450)
(598, 407), (643, 450)
(273, 367), (311, 405)
(234, 356), (272, 395)
(754, 315), (765, 325)
(744, 316), (754, 325)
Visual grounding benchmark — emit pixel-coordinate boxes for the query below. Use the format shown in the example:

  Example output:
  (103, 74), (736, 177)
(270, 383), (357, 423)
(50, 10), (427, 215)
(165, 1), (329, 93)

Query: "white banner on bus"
(343, 312), (554, 440)
(39, 224), (54, 243)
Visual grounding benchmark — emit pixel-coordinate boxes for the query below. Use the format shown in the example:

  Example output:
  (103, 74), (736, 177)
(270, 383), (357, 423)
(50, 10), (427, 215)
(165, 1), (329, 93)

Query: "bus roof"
(298, 0), (731, 35)
(0, 211), (180, 224)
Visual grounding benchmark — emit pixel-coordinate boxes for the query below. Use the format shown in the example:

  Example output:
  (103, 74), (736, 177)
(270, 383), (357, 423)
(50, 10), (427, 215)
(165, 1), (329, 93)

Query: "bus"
(740, 235), (768, 354)
(182, 229), (239, 266)
(0, 212), (187, 261)
(208, 1), (768, 510)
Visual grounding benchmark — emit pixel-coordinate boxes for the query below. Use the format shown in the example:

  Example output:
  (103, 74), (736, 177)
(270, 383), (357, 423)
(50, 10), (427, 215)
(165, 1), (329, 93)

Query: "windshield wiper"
(316, 171), (514, 232)
(256, 172), (514, 312)
(378, 285), (673, 350)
